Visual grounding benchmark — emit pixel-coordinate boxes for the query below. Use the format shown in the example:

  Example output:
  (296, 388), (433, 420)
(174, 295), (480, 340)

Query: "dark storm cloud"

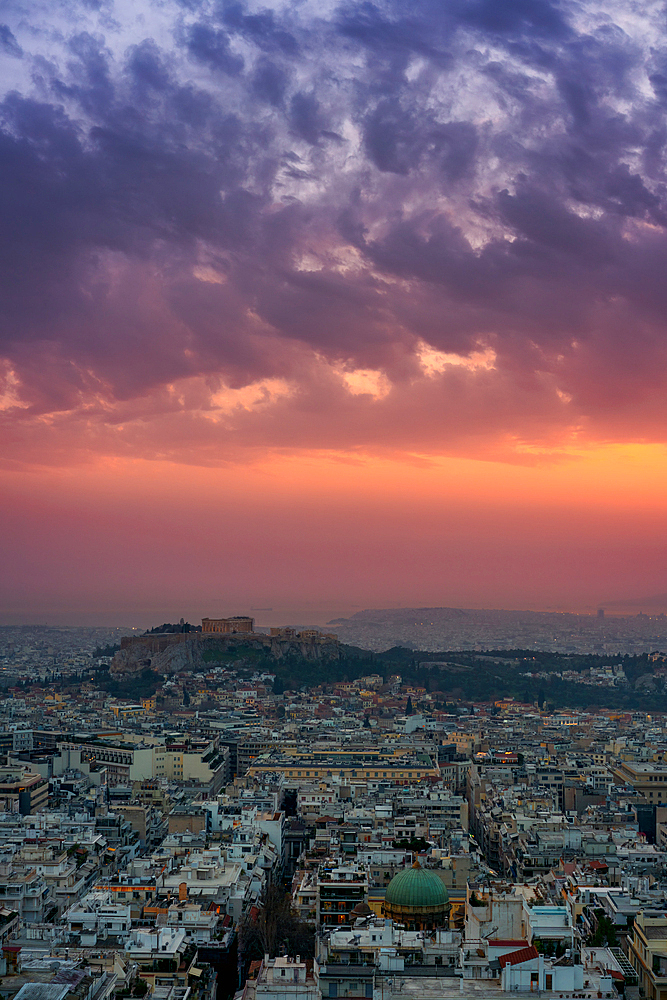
(185, 23), (245, 75)
(2, 0), (667, 462)
(60, 33), (116, 114)
(336, 2), (453, 66)
(288, 91), (323, 144)
(219, 1), (300, 55)
(453, 0), (571, 38)
(336, 0), (570, 71)
(0, 24), (22, 57)
(363, 99), (477, 177)
(251, 57), (289, 106)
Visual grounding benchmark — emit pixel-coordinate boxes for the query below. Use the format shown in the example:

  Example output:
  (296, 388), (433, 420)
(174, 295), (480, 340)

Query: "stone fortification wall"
(111, 631), (344, 676)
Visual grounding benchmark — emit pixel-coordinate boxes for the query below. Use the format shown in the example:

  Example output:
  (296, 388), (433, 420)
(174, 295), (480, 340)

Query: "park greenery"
(6, 627), (667, 713)
(98, 667), (161, 699)
(205, 642), (667, 712)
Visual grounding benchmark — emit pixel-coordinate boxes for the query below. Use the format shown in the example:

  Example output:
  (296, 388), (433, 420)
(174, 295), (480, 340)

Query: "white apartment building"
(161, 851), (250, 918)
(66, 890), (132, 944)
(166, 901), (218, 944)
(240, 956), (320, 1000)
(0, 860), (49, 923)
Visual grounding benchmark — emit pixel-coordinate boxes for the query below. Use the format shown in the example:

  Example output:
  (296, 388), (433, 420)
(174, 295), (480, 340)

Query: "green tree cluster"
(588, 909), (618, 947)
(99, 668), (160, 699)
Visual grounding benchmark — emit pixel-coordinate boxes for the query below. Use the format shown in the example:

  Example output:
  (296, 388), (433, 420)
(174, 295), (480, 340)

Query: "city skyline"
(3, 0), (667, 619)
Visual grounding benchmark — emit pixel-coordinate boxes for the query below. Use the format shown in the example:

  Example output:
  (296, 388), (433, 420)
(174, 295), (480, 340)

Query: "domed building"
(350, 901), (374, 922)
(383, 860), (450, 930)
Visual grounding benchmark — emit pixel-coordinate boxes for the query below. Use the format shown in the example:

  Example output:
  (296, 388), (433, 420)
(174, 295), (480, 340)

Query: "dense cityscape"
(327, 608), (667, 656)
(6, 0), (667, 998)
(0, 612), (663, 1000)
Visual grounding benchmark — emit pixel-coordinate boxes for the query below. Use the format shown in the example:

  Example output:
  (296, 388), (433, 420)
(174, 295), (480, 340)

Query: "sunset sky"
(2, 0), (667, 625)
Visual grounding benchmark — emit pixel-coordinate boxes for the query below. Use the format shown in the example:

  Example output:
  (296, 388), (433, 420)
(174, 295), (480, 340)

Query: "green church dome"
(384, 861), (449, 910)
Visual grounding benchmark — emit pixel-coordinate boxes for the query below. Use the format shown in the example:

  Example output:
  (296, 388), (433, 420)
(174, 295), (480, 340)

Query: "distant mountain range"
(325, 605), (667, 654)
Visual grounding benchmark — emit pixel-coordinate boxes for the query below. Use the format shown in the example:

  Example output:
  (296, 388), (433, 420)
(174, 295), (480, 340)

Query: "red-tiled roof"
(499, 946), (539, 967)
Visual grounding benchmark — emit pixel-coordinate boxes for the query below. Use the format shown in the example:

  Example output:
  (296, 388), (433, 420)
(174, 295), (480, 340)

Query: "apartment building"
(240, 956), (320, 1000)
(58, 739), (228, 793)
(316, 864), (368, 931)
(248, 750), (436, 783)
(628, 911), (667, 999)
(614, 761), (667, 804)
(17, 843), (88, 914)
(130, 741), (228, 794)
(66, 893), (132, 943)
(59, 741), (134, 784)
(166, 901), (218, 944)
(237, 737), (280, 776)
(161, 852), (248, 917)
(125, 927), (197, 991)
(0, 861), (49, 923)
(0, 765), (48, 814)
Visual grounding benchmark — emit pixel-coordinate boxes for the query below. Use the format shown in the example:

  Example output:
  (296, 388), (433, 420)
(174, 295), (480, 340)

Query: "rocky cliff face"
(110, 632), (350, 676)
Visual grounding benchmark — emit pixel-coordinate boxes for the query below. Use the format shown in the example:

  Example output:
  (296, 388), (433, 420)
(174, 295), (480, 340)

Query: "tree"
(283, 789), (297, 816)
(273, 676), (284, 695)
(392, 836), (430, 853)
(588, 909), (618, 948)
(406, 695), (413, 715)
(182, 685), (191, 707)
(364, 714), (371, 728)
(239, 885), (291, 960)
(239, 885), (314, 969)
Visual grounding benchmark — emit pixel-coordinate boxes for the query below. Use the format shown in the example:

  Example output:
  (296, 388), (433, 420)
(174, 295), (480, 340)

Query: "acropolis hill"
(110, 616), (351, 676)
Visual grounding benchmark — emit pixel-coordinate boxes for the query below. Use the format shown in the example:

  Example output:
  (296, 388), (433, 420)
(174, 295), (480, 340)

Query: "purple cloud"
(0, 0), (666, 465)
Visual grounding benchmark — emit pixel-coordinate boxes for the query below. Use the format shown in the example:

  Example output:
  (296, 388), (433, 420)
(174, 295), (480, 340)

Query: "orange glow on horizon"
(2, 441), (667, 624)
(4, 440), (667, 510)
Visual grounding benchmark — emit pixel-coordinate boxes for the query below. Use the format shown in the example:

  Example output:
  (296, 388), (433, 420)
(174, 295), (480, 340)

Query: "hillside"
(110, 631), (371, 683)
(107, 629), (667, 711)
